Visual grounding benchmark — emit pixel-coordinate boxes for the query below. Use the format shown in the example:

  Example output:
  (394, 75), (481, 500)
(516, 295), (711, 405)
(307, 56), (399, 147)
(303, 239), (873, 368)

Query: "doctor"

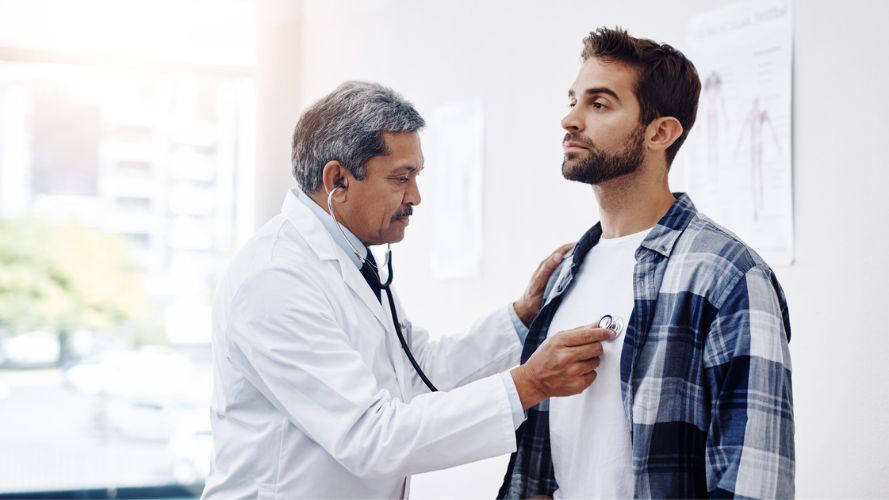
(202, 81), (612, 499)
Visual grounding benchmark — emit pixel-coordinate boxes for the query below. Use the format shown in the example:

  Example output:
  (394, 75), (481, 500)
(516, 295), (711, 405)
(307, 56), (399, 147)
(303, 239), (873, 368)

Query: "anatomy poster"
(685, 0), (794, 265)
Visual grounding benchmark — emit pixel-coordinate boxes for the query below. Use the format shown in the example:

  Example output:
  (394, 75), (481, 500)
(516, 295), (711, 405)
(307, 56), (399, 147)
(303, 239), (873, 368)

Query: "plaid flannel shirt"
(498, 194), (794, 499)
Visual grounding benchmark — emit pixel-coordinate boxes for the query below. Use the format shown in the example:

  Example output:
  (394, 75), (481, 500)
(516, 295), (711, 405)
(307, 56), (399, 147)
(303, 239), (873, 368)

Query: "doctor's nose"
(405, 177), (421, 206)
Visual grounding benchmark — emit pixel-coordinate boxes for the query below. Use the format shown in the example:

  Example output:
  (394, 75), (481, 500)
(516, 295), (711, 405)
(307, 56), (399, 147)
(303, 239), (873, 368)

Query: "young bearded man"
(498, 28), (794, 499)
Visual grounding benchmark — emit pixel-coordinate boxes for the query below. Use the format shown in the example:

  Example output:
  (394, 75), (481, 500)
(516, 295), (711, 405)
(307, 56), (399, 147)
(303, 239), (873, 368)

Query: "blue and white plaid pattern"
(498, 194), (794, 499)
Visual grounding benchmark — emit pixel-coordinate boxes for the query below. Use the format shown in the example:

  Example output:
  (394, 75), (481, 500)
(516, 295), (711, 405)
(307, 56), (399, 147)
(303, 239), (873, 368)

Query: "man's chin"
(562, 161), (596, 184)
(380, 229), (406, 244)
(562, 150), (588, 164)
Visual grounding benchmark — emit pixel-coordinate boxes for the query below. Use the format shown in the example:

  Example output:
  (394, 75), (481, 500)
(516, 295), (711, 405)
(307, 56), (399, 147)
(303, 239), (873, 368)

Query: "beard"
(561, 125), (646, 185)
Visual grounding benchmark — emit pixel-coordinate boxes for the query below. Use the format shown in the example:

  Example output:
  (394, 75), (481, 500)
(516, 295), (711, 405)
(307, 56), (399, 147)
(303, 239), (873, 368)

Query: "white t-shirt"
(549, 227), (651, 499)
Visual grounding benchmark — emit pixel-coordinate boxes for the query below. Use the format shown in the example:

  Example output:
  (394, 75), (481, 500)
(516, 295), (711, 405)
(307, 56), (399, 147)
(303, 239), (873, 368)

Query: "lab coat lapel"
(281, 192), (391, 331)
(337, 252), (391, 331)
(281, 191), (410, 398)
(339, 253), (411, 400)
(380, 287), (414, 400)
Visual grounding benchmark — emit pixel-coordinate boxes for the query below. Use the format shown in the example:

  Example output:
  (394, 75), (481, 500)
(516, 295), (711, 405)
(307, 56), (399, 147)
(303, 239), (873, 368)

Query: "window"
(0, 2), (255, 496)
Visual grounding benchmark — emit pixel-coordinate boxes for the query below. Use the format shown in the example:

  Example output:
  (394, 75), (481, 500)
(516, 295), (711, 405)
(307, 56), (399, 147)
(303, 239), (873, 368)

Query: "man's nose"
(405, 177), (421, 206)
(561, 106), (583, 132)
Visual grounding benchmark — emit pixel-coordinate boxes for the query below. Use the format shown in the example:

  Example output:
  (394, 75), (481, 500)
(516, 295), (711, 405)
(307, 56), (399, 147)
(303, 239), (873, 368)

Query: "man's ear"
(646, 117), (683, 154)
(321, 161), (350, 201)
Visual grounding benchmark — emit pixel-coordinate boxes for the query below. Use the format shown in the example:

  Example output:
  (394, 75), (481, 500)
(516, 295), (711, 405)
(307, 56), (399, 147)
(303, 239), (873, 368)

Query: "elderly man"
(202, 81), (613, 499)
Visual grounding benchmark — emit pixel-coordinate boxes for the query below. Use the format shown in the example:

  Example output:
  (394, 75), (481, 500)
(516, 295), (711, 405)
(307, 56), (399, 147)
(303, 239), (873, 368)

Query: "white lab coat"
(202, 190), (521, 499)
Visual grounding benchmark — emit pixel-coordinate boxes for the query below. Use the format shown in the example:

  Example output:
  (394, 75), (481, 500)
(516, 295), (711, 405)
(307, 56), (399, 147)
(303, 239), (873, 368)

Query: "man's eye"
(593, 102), (606, 110)
(568, 102), (576, 108)
(395, 177), (409, 183)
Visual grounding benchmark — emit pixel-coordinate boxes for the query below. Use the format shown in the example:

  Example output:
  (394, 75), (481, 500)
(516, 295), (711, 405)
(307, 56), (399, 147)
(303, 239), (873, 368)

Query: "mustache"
(563, 133), (595, 149)
(391, 206), (414, 220)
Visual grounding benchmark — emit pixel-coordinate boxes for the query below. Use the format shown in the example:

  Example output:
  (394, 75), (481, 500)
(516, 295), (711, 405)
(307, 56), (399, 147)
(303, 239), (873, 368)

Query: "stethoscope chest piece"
(597, 314), (624, 338)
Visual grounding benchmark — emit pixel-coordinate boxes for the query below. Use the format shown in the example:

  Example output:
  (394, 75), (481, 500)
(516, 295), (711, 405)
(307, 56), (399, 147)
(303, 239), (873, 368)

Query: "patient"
(499, 27), (794, 499)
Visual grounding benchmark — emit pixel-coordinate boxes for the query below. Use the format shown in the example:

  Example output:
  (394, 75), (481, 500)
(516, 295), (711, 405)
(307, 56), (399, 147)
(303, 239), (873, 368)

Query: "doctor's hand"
(510, 325), (614, 410)
(513, 243), (575, 327)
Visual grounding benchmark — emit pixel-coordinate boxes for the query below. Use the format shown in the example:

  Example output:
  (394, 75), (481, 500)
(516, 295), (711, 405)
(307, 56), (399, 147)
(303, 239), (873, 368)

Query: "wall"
(255, 1), (889, 496)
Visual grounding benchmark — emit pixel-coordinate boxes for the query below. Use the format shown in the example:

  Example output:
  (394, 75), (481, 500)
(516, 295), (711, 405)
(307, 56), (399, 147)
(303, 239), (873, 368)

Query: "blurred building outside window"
(0, 1), (256, 495)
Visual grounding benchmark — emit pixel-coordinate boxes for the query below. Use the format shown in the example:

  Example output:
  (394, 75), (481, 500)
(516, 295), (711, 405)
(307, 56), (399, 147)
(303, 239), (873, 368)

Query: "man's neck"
(591, 164), (675, 239)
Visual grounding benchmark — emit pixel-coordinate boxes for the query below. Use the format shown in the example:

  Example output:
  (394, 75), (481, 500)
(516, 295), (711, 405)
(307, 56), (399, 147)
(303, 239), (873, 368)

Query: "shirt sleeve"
(505, 303), (529, 428)
(704, 265), (794, 498)
(499, 370), (528, 430)
(507, 303), (530, 345)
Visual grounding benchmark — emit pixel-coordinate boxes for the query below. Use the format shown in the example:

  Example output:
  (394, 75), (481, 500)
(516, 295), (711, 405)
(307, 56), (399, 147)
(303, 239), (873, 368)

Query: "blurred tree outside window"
(0, 217), (154, 364)
(0, 1), (256, 493)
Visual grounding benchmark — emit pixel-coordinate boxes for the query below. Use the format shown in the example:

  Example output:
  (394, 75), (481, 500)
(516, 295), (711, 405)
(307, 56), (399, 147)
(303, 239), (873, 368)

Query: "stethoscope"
(597, 314), (624, 337)
(328, 185), (438, 392)
(327, 185), (625, 392)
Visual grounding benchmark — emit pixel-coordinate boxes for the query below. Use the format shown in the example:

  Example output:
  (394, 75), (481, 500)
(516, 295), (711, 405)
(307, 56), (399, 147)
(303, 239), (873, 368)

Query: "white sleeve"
(393, 293), (523, 392)
(226, 266), (517, 479)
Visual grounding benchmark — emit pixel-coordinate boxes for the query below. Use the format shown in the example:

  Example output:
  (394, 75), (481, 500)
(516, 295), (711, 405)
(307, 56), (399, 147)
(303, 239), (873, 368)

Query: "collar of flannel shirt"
(542, 192), (696, 307)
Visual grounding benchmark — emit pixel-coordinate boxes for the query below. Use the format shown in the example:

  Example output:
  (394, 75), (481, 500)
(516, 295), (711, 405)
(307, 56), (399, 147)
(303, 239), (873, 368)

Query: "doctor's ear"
(321, 161), (350, 198)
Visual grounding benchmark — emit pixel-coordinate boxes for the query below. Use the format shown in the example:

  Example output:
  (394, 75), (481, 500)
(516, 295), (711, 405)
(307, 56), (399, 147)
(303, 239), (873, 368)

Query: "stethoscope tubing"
(327, 186), (438, 392)
(382, 260), (438, 392)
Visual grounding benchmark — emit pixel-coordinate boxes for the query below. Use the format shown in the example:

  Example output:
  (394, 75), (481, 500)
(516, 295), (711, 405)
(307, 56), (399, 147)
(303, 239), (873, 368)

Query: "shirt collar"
(565, 192), (698, 269)
(287, 188), (367, 269)
(638, 193), (698, 258)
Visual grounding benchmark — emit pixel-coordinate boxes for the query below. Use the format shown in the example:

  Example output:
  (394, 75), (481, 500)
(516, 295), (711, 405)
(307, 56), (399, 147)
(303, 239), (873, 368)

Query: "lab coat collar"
(287, 188), (368, 269)
(281, 188), (338, 262)
(280, 188), (390, 329)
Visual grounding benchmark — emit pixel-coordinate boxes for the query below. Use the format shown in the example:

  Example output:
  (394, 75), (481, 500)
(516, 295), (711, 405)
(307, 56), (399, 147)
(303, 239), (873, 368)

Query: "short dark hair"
(291, 81), (425, 193)
(581, 27), (701, 166)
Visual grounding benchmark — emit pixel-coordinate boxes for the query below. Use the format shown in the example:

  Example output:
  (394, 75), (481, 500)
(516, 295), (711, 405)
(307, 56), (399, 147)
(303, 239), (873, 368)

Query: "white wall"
(256, 1), (889, 497)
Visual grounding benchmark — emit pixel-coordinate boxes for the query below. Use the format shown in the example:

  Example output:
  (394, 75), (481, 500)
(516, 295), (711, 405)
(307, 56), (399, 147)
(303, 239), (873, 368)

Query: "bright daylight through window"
(0, 1), (255, 496)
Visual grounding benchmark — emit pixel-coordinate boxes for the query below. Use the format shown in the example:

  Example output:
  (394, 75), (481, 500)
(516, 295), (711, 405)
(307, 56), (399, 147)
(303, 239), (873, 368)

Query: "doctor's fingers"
(572, 356), (601, 375)
(568, 341), (605, 362)
(543, 242), (575, 265)
(529, 242), (574, 283)
(536, 242), (574, 276)
(564, 365), (599, 393)
(555, 325), (615, 347)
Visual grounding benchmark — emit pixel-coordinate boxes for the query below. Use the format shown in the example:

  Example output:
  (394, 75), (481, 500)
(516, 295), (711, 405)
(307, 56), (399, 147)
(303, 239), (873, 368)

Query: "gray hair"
(291, 81), (425, 193)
